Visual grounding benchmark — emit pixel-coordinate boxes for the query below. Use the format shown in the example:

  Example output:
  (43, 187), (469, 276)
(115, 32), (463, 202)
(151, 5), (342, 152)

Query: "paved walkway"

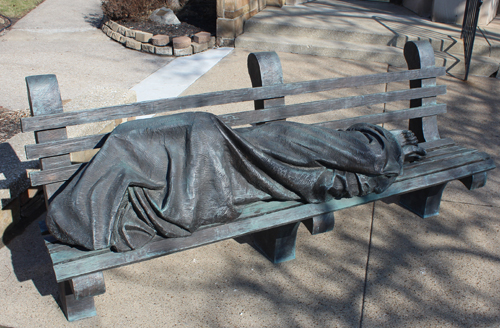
(0, 0), (230, 112)
(0, 0), (499, 327)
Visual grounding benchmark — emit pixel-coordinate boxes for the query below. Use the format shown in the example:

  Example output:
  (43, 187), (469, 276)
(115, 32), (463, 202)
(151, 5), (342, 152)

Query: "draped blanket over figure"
(46, 112), (405, 252)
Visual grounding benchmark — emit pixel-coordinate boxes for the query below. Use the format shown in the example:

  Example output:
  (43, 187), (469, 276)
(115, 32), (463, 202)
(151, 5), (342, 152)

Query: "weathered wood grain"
(314, 104), (446, 130)
(26, 75), (72, 204)
(30, 163), (84, 187)
(219, 86), (446, 126)
(70, 272), (106, 300)
(25, 133), (109, 160)
(397, 150), (488, 182)
(58, 281), (97, 321)
(405, 41), (440, 142)
(21, 67), (445, 132)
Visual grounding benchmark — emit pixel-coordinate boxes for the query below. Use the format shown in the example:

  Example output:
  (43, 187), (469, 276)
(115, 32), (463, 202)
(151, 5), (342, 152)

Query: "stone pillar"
(432, 0), (499, 26)
(217, 0), (265, 46)
(267, 0), (285, 6)
(402, 0), (432, 18)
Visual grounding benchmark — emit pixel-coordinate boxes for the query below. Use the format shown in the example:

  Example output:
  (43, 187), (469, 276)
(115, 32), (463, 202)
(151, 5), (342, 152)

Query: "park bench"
(21, 40), (495, 321)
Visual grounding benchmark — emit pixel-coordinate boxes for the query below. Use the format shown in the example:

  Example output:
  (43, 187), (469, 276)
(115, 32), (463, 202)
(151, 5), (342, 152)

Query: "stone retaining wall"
(102, 20), (216, 56)
(217, 0), (267, 46)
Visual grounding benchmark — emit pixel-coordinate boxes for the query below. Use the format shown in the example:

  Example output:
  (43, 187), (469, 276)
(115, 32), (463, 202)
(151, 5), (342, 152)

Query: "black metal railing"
(461, 0), (483, 80)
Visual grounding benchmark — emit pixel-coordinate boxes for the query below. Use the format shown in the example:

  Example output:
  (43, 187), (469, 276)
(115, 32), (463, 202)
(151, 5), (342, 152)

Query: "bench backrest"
(22, 41), (446, 206)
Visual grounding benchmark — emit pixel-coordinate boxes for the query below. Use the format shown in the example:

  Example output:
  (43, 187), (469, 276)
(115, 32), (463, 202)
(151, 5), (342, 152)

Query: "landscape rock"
(152, 34), (170, 46)
(142, 43), (155, 54)
(156, 46), (173, 56)
(125, 29), (136, 38)
(192, 41), (208, 53)
(194, 32), (211, 44)
(135, 31), (153, 43)
(126, 38), (142, 50)
(149, 7), (181, 25)
(174, 46), (193, 56)
(173, 36), (191, 49)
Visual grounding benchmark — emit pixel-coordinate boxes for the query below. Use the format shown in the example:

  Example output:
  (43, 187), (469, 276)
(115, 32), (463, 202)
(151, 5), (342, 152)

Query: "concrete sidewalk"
(0, 0), (175, 112)
(1, 48), (499, 327)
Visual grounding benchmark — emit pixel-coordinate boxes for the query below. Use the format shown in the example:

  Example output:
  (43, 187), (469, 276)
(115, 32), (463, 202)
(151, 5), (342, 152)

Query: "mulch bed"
(116, 0), (216, 39)
(0, 107), (30, 143)
(119, 20), (205, 39)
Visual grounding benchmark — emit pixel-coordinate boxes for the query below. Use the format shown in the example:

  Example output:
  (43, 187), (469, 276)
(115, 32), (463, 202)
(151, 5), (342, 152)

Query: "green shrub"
(102, 0), (188, 21)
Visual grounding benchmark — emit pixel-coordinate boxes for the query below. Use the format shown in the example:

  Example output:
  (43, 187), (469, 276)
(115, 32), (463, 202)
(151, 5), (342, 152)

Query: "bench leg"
(58, 272), (106, 321)
(460, 172), (487, 190)
(303, 212), (335, 235)
(251, 222), (300, 264)
(399, 183), (448, 218)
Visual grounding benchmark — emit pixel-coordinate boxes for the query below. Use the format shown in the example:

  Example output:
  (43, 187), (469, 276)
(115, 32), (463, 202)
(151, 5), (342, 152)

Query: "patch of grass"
(0, 0), (44, 18)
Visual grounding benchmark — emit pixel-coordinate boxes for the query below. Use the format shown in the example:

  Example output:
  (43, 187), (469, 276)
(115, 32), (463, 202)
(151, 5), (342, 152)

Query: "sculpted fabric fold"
(46, 112), (403, 251)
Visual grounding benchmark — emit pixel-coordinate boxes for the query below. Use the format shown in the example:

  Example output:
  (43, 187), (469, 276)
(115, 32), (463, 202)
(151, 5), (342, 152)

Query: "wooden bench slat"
(314, 103), (446, 130)
(397, 150), (488, 182)
(49, 245), (111, 265)
(26, 133), (109, 160)
(26, 103), (446, 161)
(21, 67), (445, 133)
(219, 86), (446, 126)
(46, 201), (304, 265)
(48, 155), (495, 282)
(418, 138), (455, 150)
(404, 146), (472, 168)
(30, 163), (84, 187)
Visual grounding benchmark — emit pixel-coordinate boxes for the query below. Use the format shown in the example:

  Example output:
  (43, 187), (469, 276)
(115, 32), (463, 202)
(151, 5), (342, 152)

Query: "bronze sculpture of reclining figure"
(45, 112), (425, 252)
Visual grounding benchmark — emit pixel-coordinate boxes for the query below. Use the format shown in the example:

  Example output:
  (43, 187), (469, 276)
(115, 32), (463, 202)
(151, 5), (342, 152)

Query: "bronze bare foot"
(391, 130), (426, 162)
